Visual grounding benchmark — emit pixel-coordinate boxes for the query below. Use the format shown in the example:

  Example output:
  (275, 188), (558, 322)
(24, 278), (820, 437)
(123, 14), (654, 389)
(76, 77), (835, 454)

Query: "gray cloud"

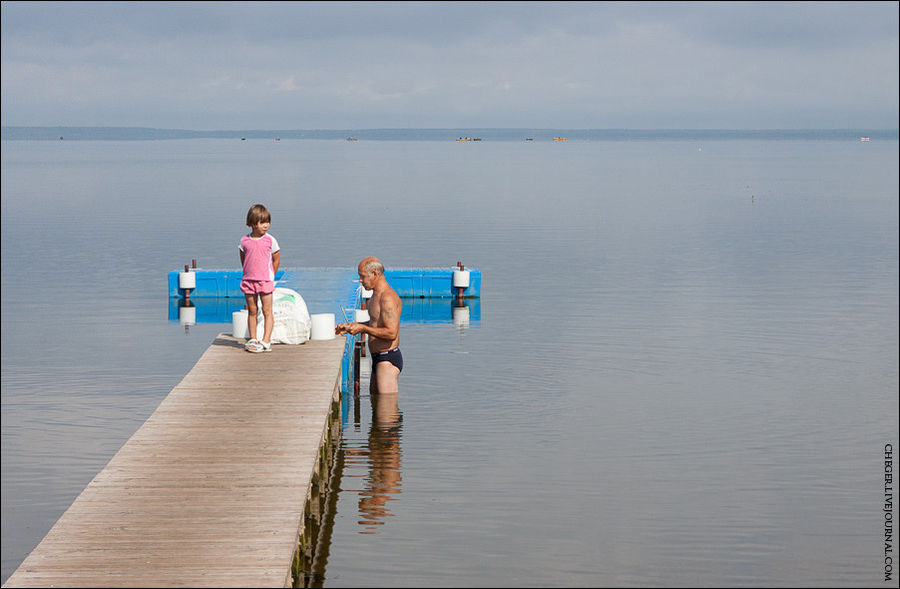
(2, 1), (897, 129)
(4, 2), (896, 47)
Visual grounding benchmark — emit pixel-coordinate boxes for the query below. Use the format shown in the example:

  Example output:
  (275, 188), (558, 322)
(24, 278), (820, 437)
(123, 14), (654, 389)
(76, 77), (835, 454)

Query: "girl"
(239, 204), (280, 352)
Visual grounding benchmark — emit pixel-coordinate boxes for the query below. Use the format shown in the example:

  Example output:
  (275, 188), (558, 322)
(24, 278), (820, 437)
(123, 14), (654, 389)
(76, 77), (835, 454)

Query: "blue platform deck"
(167, 267), (481, 300)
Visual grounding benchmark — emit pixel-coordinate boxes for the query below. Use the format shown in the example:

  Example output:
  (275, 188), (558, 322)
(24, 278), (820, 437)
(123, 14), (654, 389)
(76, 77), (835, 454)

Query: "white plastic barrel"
(179, 271), (196, 290)
(452, 269), (470, 288)
(355, 309), (370, 323)
(310, 313), (336, 340)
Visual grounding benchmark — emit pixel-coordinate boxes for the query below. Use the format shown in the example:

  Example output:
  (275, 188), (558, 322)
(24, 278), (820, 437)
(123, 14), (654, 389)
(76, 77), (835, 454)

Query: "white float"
(452, 305), (470, 328)
(452, 269), (470, 288)
(178, 270), (196, 290)
(179, 305), (196, 327)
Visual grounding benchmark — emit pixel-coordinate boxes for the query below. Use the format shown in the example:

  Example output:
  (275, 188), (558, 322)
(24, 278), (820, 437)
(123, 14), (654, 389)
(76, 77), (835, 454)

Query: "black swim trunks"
(371, 347), (403, 379)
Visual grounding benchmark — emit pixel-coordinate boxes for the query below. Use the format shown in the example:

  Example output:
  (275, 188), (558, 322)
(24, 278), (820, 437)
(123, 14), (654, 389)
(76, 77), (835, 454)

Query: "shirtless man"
(335, 257), (403, 394)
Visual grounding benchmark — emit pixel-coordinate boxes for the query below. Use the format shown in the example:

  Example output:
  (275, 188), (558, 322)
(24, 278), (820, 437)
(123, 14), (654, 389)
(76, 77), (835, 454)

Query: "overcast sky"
(2, 1), (897, 130)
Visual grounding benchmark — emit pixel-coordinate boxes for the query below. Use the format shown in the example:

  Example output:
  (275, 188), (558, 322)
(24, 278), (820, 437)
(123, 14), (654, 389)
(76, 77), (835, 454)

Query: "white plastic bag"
(264, 287), (311, 344)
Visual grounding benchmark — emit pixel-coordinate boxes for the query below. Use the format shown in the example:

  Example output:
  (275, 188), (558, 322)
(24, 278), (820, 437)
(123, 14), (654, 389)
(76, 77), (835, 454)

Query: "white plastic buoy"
(354, 309), (370, 323)
(310, 313), (336, 340)
(452, 269), (470, 288)
(452, 305), (470, 328)
(179, 270), (196, 290)
(179, 306), (196, 327)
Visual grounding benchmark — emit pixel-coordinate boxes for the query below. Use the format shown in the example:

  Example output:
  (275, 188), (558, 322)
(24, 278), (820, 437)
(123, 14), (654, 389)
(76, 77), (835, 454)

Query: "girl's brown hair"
(246, 204), (271, 227)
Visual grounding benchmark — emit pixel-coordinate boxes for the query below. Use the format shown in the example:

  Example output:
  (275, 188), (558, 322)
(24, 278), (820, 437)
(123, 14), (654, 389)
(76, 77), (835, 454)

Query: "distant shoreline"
(2, 126), (898, 141)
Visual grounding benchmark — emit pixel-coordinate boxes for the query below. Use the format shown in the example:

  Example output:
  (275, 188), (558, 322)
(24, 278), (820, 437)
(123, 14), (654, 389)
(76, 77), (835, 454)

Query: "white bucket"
(232, 309), (265, 339)
(355, 309), (370, 323)
(232, 310), (248, 338)
(310, 313), (336, 340)
(361, 288), (373, 299)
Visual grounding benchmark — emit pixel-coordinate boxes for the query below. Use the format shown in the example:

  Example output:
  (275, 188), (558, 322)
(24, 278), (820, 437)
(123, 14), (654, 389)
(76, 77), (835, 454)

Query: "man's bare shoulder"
(380, 286), (401, 311)
(386, 284), (401, 305)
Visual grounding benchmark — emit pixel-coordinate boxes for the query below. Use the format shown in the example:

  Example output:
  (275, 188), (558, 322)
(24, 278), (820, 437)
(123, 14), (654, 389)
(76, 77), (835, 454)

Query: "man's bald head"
(359, 256), (384, 276)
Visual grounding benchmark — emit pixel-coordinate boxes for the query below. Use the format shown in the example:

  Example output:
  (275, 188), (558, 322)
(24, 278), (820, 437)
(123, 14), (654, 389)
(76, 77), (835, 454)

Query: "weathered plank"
(4, 334), (347, 588)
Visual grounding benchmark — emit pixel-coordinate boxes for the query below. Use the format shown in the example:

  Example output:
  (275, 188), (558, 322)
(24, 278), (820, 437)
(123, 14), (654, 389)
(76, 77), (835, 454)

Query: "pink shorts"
(240, 279), (275, 295)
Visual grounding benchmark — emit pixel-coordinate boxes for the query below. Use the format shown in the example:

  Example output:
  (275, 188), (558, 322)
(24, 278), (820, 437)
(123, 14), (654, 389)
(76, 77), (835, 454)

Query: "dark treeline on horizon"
(2, 126), (897, 141)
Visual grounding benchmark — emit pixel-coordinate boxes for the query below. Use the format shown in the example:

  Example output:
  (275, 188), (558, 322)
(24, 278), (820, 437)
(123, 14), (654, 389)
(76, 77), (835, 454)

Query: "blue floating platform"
(167, 267), (481, 299)
(382, 267), (482, 298)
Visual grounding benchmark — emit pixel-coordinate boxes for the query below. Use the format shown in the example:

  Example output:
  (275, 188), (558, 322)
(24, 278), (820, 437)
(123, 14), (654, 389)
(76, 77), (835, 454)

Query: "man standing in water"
(336, 257), (403, 394)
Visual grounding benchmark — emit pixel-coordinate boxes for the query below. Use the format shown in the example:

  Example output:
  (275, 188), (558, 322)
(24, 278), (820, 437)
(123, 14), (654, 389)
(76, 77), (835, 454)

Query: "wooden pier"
(3, 334), (347, 588)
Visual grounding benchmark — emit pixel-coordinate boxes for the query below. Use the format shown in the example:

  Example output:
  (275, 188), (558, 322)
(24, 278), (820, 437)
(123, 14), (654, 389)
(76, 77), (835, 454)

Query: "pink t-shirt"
(239, 233), (280, 281)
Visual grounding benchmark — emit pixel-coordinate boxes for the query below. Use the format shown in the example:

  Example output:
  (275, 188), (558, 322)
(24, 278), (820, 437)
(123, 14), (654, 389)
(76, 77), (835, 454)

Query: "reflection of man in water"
(335, 256), (403, 394)
(357, 392), (403, 530)
(335, 256), (404, 529)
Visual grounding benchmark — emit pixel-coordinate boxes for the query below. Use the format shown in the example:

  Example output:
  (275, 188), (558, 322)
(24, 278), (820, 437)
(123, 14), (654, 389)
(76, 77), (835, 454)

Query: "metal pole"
(359, 299), (367, 357)
(353, 340), (361, 396)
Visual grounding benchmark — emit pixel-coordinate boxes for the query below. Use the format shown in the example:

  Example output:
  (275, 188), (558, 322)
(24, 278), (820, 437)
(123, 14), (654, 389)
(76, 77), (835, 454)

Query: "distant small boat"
(347, 137), (358, 141)
(860, 137), (870, 142)
(525, 138), (534, 141)
(241, 137), (246, 141)
(456, 137), (471, 142)
(275, 137), (280, 141)
(553, 137), (566, 142)
(472, 137), (482, 141)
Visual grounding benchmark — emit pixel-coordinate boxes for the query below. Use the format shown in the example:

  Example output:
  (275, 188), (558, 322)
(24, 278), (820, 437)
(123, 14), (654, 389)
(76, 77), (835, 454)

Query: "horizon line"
(3, 125), (898, 131)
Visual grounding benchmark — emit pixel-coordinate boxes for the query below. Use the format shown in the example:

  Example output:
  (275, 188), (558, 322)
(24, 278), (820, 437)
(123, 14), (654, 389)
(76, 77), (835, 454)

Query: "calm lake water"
(2, 136), (898, 587)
